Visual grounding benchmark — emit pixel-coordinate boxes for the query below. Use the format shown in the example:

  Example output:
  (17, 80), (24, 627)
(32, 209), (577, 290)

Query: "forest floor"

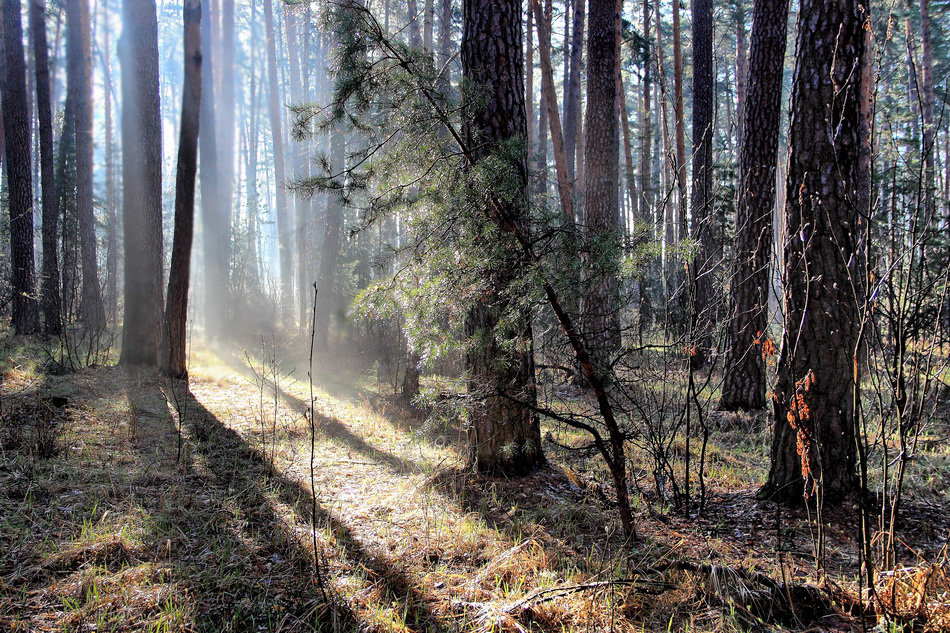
(1, 332), (948, 632)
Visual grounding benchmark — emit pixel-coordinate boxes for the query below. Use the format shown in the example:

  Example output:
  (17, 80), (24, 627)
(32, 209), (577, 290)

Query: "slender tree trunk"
(689, 0), (715, 368)
(919, 0), (935, 222)
(525, 1), (534, 156)
(164, 0), (202, 378)
(461, 0), (544, 476)
(263, 0), (293, 323)
(762, 0), (869, 503)
(119, 0), (164, 366)
(3, 0), (40, 335)
(31, 0), (61, 335)
(734, 0), (748, 146)
(671, 0), (687, 241)
(720, 0), (788, 411)
(314, 127), (343, 350)
(407, 0), (421, 46)
(532, 0), (573, 227)
(437, 0), (452, 86)
(199, 0), (228, 335)
(67, 0), (104, 329)
(100, 0), (118, 323)
(423, 0), (433, 49)
(563, 0), (584, 187)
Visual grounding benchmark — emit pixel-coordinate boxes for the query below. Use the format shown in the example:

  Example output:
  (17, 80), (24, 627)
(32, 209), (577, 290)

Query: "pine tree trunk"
(461, 0), (544, 476)
(919, 0), (935, 222)
(314, 127), (343, 351)
(720, 0), (787, 411)
(119, 0), (164, 366)
(671, 0), (687, 242)
(3, 0), (40, 335)
(734, 0), (748, 147)
(31, 0), (61, 335)
(164, 0), (202, 379)
(532, 0), (573, 227)
(762, 0), (869, 503)
(582, 0), (621, 367)
(563, 0), (584, 186)
(67, 0), (104, 330)
(263, 0), (293, 324)
(688, 0), (715, 368)
(100, 0), (118, 323)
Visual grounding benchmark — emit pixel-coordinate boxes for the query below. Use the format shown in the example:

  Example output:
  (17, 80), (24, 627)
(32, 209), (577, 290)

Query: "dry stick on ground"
(333, 0), (636, 539)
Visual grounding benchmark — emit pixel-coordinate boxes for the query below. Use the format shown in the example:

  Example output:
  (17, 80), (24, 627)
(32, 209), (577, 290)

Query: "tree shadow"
(171, 384), (450, 632)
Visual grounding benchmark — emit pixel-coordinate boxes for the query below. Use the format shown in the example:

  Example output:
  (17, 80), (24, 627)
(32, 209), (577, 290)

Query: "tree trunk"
(762, 0), (870, 504)
(3, 0), (40, 335)
(119, 0), (164, 366)
(67, 0), (104, 330)
(671, 0), (687, 242)
(582, 0), (621, 367)
(461, 0), (544, 476)
(532, 0), (573, 227)
(688, 0), (715, 368)
(919, 0), (935, 223)
(263, 0), (293, 323)
(720, 0), (788, 411)
(437, 0), (452, 85)
(164, 0), (202, 379)
(31, 0), (61, 335)
(734, 0), (748, 147)
(314, 127), (343, 351)
(100, 0), (118, 323)
(563, 0), (584, 187)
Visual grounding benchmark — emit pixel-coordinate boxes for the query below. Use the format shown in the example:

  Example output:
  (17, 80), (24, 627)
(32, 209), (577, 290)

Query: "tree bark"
(164, 0), (202, 379)
(688, 0), (715, 368)
(762, 0), (870, 503)
(67, 0), (104, 330)
(582, 0), (621, 367)
(314, 127), (343, 351)
(461, 0), (544, 475)
(119, 0), (164, 366)
(720, 0), (788, 411)
(100, 0), (118, 323)
(563, 0), (584, 187)
(31, 0), (61, 335)
(263, 0), (293, 323)
(3, 0), (40, 335)
(671, 0), (687, 242)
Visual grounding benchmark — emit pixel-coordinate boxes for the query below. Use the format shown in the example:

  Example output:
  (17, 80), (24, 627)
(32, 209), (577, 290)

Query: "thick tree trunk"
(720, 0), (788, 411)
(164, 0), (202, 379)
(31, 0), (61, 335)
(762, 0), (870, 504)
(3, 0), (40, 335)
(263, 0), (293, 323)
(582, 0), (621, 367)
(119, 0), (164, 366)
(461, 0), (544, 476)
(67, 0), (104, 330)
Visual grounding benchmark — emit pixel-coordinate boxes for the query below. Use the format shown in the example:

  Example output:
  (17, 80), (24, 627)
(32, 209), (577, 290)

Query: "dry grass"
(0, 334), (947, 632)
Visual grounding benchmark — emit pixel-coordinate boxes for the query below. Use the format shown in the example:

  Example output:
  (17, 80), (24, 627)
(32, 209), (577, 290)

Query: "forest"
(0, 0), (948, 630)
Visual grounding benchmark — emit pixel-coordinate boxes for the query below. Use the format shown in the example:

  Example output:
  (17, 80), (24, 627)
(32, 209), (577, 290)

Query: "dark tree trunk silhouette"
(688, 0), (715, 368)
(720, 0), (788, 411)
(119, 0), (164, 366)
(461, 0), (544, 476)
(3, 0), (40, 335)
(31, 0), (61, 335)
(163, 0), (202, 379)
(762, 0), (870, 503)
